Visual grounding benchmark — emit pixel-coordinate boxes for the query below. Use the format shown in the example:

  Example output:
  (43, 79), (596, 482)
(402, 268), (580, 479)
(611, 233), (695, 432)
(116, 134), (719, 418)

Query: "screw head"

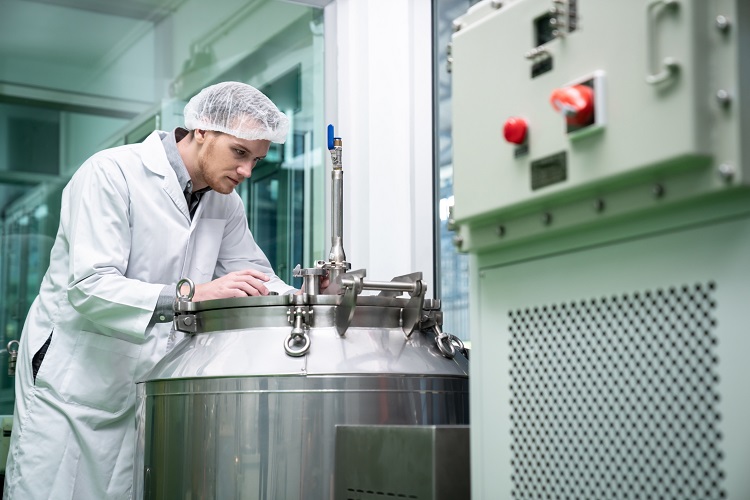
(594, 198), (606, 213)
(490, 0), (503, 9)
(716, 15), (731, 33)
(716, 89), (732, 107)
(497, 225), (506, 237)
(541, 212), (553, 225)
(652, 184), (666, 199)
(717, 163), (735, 181)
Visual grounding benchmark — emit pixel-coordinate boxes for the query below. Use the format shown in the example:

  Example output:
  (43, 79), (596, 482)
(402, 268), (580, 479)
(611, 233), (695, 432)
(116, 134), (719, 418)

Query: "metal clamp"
(433, 325), (456, 359)
(293, 265), (328, 296)
(173, 278), (198, 333)
(7, 340), (19, 377)
(284, 331), (311, 357)
(449, 334), (468, 358)
(176, 278), (195, 301)
(285, 306), (311, 357)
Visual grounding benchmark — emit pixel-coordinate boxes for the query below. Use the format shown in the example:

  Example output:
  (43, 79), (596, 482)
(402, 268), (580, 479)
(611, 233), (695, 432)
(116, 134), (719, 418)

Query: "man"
(3, 82), (295, 499)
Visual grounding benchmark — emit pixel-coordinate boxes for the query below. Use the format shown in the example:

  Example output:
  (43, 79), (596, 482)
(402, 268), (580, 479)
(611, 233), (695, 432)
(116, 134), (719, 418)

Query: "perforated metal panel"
(508, 282), (725, 499)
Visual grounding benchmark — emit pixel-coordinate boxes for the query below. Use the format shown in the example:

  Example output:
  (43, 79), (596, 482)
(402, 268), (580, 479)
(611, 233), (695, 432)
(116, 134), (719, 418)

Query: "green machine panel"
(450, 0), (750, 498)
(473, 214), (750, 499)
(451, 0), (748, 251)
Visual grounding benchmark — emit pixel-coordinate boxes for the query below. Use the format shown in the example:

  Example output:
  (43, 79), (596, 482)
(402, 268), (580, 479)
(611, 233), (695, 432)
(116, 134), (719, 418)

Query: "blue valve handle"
(327, 124), (341, 150)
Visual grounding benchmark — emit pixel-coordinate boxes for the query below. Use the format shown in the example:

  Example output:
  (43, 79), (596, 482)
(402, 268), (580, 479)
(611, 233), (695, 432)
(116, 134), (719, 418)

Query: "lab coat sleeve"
(213, 194), (296, 295)
(64, 156), (165, 339)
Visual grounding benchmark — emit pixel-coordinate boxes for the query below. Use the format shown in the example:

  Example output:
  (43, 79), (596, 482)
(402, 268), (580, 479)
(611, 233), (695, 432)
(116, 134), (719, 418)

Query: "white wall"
(326, 0), (435, 295)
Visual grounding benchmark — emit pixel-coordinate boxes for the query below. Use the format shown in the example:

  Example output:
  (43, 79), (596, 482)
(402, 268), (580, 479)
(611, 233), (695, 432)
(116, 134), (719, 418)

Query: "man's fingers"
(195, 270), (272, 301)
(232, 275), (268, 296)
(232, 269), (270, 281)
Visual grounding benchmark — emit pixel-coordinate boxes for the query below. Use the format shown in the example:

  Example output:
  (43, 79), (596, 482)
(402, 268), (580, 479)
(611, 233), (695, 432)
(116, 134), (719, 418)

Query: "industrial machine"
(133, 127), (469, 499)
(451, 0), (750, 498)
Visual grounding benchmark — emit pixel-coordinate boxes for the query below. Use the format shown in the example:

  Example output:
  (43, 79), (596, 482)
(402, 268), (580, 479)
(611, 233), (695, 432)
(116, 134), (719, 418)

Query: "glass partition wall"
(434, 0), (480, 342)
(0, 0), (326, 415)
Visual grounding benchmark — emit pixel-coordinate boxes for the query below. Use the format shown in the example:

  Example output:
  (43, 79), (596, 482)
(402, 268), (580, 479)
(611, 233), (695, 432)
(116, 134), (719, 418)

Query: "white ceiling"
(0, 0), (167, 68)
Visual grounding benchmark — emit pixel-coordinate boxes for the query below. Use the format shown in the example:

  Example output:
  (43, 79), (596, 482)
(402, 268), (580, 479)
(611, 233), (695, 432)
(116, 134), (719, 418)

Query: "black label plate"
(531, 151), (567, 190)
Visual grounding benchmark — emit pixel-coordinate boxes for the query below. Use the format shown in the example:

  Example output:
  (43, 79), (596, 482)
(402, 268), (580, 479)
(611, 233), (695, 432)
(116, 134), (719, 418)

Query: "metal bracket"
(401, 280), (426, 337)
(174, 314), (198, 334)
(173, 278), (197, 333)
(334, 274), (363, 337)
(293, 264), (328, 296)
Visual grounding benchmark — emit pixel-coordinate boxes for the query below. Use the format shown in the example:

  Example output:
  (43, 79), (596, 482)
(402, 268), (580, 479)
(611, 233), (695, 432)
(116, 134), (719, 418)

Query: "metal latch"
(7, 340), (19, 377)
(173, 278), (198, 334)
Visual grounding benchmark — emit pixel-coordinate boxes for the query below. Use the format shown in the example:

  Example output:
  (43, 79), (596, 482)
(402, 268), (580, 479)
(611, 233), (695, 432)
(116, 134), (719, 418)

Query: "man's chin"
(212, 184), (234, 195)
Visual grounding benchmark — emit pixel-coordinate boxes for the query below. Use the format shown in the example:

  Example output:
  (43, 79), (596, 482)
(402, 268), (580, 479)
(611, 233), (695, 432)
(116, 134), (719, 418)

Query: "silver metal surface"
(330, 170), (346, 265)
(137, 376), (467, 500)
(327, 136), (349, 285)
(334, 425), (470, 500)
(175, 293), (292, 313)
(293, 264), (326, 295)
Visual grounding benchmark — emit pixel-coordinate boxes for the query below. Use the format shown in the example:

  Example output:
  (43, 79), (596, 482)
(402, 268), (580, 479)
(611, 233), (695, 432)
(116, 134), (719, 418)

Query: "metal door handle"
(646, 0), (680, 85)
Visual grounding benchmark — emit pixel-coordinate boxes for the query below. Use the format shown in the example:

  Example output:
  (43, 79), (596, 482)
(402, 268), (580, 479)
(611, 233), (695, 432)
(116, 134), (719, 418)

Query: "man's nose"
(237, 162), (253, 178)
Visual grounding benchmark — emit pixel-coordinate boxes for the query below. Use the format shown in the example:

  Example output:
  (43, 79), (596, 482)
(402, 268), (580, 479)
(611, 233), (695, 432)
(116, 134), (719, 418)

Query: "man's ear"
(194, 129), (208, 143)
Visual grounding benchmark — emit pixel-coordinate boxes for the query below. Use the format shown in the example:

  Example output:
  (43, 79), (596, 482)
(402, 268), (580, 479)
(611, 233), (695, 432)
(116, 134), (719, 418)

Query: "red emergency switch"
(503, 117), (528, 145)
(550, 84), (594, 126)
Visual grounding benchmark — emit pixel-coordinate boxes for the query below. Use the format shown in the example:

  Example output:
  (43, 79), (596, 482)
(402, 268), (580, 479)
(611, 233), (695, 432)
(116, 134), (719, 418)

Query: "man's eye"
(235, 149), (246, 156)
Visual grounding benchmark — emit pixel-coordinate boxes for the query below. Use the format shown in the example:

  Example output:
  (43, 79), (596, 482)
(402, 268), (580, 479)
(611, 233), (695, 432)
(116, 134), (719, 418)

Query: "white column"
(325, 0), (435, 295)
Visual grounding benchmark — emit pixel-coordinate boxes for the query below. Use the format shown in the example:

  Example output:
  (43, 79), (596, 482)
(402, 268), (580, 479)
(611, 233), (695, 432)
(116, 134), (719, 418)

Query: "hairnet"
(183, 82), (289, 143)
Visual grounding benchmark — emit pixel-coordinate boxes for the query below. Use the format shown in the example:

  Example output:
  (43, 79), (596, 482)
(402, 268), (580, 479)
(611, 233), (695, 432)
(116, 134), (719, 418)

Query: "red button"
(503, 117), (528, 145)
(550, 85), (594, 126)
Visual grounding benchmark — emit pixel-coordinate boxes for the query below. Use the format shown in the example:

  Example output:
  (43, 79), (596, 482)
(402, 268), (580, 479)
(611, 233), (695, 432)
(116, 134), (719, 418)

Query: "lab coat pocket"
(186, 218), (225, 283)
(59, 330), (142, 414)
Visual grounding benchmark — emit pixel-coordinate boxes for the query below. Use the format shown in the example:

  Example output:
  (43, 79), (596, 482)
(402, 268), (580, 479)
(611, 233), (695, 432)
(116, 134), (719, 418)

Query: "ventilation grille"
(508, 282), (725, 499)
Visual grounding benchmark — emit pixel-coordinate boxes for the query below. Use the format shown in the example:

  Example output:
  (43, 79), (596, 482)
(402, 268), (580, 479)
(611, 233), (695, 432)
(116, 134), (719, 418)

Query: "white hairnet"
(183, 82), (289, 143)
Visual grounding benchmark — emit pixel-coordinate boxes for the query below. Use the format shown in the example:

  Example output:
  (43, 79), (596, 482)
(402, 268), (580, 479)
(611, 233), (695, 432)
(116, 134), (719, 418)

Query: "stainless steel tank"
(132, 126), (469, 499)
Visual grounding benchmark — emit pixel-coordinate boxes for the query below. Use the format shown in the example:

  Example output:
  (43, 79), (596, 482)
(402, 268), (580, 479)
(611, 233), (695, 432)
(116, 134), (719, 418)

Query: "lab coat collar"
(141, 130), (192, 222)
(141, 130), (173, 177)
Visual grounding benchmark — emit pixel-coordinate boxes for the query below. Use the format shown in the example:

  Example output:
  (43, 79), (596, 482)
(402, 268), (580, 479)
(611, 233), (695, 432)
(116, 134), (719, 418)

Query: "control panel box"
(451, 0), (747, 249)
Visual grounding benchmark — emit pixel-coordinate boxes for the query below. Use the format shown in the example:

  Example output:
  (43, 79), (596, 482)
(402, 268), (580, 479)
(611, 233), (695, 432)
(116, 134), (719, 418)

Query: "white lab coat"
(3, 131), (293, 500)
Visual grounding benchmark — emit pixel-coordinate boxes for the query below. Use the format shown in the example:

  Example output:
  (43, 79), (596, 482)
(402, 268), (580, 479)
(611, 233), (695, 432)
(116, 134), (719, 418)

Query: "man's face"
(195, 130), (271, 194)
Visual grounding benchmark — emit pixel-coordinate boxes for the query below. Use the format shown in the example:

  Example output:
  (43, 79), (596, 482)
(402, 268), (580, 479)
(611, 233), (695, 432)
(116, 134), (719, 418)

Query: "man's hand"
(192, 270), (270, 301)
(293, 274), (331, 295)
